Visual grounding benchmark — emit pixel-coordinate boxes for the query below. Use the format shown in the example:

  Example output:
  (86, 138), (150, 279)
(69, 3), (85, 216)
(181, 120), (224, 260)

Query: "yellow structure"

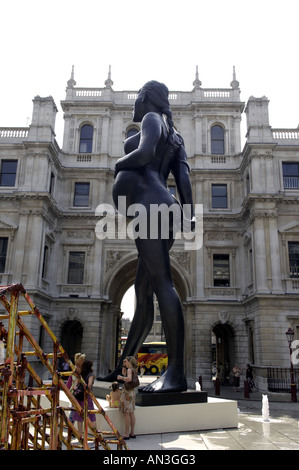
(0, 283), (127, 450)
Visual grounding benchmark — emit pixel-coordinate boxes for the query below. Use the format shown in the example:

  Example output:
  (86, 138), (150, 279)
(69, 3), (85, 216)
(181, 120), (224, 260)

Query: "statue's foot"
(97, 369), (120, 382)
(139, 368), (187, 393)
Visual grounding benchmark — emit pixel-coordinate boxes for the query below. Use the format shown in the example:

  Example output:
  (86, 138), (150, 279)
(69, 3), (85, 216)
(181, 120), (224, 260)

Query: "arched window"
(211, 125), (224, 155)
(79, 124), (93, 153)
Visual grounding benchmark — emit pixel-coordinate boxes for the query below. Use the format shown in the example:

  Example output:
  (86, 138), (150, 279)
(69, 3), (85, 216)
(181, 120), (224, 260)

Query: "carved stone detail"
(218, 310), (230, 324)
(105, 250), (131, 272)
(171, 251), (191, 274)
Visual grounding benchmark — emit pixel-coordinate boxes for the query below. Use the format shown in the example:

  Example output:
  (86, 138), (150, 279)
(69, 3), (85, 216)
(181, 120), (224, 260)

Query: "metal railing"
(283, 176), (299, 189)
(267, 367), (299, 392)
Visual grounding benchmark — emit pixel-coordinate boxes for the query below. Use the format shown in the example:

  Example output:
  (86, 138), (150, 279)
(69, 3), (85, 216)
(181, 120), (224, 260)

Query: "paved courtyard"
(114, 386), (299, 451)
(122, 400), (299, 451)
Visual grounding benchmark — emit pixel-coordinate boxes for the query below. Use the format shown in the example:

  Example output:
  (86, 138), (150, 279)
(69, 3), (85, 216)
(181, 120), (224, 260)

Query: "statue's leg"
(135, 237), (187, 393)
(121, 257), (154, 357)
(97, 257), (154, 381)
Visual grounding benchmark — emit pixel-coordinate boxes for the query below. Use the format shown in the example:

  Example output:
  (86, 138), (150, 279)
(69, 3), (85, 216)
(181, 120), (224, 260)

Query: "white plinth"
(96, 397), (238, 435)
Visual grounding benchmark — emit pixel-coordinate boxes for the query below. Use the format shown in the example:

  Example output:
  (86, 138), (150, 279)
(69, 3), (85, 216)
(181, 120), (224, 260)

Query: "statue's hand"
(114, 160), (121, 178)
(181, 216), (196, 233)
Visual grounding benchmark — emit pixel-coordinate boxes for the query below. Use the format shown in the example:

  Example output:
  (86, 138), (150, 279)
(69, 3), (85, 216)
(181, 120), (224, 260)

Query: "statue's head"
(133, 80), (172, 126)
(139, 80), (169, 112)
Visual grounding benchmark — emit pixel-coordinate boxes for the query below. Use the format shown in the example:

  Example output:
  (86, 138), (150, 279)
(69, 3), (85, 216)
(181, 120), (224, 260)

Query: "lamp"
(285, 327), (294, 346)
(285, 327), (297, 403)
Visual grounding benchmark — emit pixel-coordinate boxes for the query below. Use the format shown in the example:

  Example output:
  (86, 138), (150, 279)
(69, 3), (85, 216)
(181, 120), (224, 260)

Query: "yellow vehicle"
(137, 342), (168, 375)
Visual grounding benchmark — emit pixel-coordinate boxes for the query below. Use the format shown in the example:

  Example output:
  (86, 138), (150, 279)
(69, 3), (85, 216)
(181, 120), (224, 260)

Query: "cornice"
(0, 219), (17, 231)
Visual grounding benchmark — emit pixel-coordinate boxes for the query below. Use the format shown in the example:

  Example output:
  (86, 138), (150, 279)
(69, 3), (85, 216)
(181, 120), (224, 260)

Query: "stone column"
(98, 302), (118, 376)
(268, 215), (283, 293)
(13, 211), (29, 283)
(195, 177), (205, 298)
(91, 239), (103, 298)
(184, 303), (194, 388)
(194, 114), (202, 155)
(32, 155), (49, 191)
(25, 212), (44, 288)
(252, 215), (268, 293)
(100, 111), (110, 155)
(250, 154), (262, 192)
(265, 154), (275, 192)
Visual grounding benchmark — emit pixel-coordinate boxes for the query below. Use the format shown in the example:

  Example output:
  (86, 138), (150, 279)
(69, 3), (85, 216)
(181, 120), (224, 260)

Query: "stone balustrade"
(65, 87), (239, 104)
(272, 128), (299, 141)
(0, 128), (29, 140)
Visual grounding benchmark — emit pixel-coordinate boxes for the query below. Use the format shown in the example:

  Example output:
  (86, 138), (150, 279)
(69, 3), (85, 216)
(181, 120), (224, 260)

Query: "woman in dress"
(66, 352), (85, 423)
(103, 81), (194, 393)
(72, 359), (96, 435)
(117, 357), (138, 439)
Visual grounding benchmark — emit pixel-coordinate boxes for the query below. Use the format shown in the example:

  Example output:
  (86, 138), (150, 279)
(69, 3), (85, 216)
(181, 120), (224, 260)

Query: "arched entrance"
(100, 253), (192, 376)
(60, 319), (83, 362)
(212, 322), (235, 384)
(106, 256), (191, 310)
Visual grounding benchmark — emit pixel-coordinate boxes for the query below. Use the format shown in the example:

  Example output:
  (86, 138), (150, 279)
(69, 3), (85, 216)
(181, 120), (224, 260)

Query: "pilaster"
(252, 214), (268, 293)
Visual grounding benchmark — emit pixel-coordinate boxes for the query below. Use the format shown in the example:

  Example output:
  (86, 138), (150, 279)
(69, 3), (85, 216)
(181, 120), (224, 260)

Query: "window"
(282, 162), (299, 189)
(42, 245), (49, 279)
(288, 242), (299, 278)
(74, 182), (90, 207)
(0, 160), (17, 186)
(211, 125), (224, 155)
(246, 173), (250, 194)
(213, 254), (230, 286)
(67, 251), (85, 284)
(49, 172), (55, 195)
(0, 237), (8, 273)
(79, 124), (93, 153)
(212, 184), (227, 208)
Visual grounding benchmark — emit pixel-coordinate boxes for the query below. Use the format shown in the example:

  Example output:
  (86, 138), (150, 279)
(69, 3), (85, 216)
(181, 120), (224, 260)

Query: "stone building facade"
(0, 67), (298, 390)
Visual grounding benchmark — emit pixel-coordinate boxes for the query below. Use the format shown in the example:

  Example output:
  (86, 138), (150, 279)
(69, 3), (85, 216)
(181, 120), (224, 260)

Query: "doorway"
(61, 320), (83, 362)
(212, 323), (235, 384)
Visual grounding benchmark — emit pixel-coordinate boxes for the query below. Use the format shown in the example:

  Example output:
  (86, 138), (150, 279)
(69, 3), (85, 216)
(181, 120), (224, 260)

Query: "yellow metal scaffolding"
(0, 283), (128, 450)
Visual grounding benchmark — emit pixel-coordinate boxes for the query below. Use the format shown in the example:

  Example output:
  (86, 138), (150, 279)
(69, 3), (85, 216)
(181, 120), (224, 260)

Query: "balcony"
(283, 176), (299, 189)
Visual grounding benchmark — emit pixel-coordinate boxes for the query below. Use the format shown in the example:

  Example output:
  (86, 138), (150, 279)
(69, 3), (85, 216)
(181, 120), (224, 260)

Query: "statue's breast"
(124, 132), (141, 154)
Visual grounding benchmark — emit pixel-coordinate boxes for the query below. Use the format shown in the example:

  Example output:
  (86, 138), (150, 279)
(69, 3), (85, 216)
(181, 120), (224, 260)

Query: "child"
(106, 382), (121, 408)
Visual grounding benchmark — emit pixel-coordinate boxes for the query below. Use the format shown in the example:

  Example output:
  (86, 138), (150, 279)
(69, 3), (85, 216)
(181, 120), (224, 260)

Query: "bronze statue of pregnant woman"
(102, 81), (194, 393)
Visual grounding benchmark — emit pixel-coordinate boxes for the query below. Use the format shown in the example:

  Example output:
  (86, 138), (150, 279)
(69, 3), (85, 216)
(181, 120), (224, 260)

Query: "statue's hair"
(140, 81), (189, 170)
(140, 80), (175, 145)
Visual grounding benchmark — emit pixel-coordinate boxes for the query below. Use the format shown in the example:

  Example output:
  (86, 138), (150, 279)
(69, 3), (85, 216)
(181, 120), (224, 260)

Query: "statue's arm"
(115, 113), (162, 175)
(172, 158), (194, 220)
